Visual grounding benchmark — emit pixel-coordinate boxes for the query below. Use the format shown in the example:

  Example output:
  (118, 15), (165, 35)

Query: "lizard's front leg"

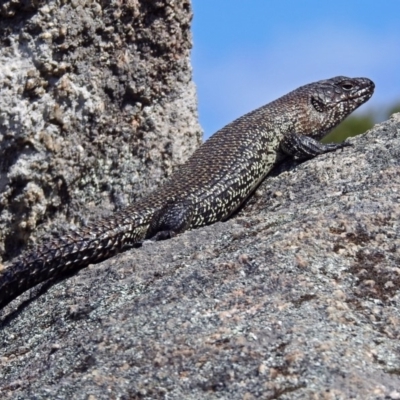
(281, 132), (351, 161)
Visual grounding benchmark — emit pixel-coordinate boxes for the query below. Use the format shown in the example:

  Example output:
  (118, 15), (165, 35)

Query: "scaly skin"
(0, 76), (375, 310)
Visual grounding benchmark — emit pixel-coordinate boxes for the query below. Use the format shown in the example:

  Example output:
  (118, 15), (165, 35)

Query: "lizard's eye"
(341, 82), (354, 91)
(311, 97), (325, 112)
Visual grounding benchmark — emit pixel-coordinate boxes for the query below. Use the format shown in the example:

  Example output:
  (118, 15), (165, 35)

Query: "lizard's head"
(303, 76), (375, 139)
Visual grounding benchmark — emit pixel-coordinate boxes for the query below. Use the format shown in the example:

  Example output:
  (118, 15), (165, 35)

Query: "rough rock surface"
(0, 0), (201, 261)
(1, 115), (399, 399)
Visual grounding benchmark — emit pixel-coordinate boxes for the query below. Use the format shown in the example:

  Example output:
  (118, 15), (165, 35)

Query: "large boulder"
(1, 116), (399, 399)
(0, 0), (201, 261)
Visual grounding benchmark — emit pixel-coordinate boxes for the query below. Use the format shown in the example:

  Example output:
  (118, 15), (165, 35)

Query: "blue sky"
(191, 1), (400, 138)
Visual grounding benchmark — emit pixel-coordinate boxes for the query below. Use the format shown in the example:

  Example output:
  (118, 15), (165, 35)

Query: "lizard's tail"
(0, 211), (149, 310)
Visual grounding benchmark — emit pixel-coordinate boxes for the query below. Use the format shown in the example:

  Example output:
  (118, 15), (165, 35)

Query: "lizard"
(0, 76), (375, 310)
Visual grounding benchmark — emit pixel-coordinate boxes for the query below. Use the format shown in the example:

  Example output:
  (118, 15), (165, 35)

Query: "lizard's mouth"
(352, 90), (374, 105)
(351, 79), (375, 103)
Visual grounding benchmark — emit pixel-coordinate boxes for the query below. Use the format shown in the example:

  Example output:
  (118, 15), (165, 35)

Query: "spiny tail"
(0, 207), (151, 310)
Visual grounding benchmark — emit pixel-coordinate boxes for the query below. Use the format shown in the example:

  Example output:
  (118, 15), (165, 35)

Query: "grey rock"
(1, 115), (399, 399)
(0, 0), (201, 261)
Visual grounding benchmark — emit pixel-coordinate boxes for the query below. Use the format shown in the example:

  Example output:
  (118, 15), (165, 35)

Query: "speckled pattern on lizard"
(0, 76), (375, 310)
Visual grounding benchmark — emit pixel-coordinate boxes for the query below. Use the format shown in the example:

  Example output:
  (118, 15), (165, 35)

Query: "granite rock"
(0, 0), (201, 261)
(1, 115), (399, 399)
